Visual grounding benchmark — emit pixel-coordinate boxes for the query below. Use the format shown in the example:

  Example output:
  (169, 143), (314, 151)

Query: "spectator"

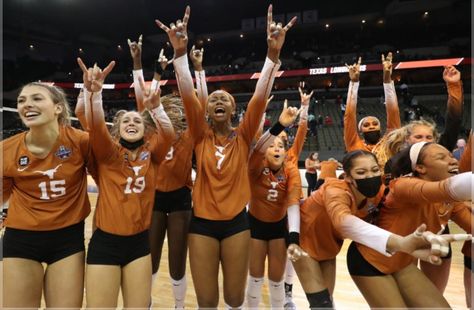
(453, 138), (466, 160)
(317, 114), (324, 128)
(324, 115), (334, 126)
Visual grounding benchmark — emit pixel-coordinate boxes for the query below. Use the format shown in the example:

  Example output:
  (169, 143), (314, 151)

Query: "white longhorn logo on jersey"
(215, 146), (226, 170)
(35, 164), (62, 179)
(270, 181), (279, 189)
(129, 165), (144, 176)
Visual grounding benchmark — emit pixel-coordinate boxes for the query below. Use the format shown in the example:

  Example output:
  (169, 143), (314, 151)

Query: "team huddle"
(2, 5), (472, 310)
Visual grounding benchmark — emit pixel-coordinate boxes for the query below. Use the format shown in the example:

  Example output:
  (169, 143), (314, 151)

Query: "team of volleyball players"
(2, 5), (472, 310)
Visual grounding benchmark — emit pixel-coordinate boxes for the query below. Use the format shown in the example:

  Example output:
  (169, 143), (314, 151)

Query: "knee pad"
(306, 289), (333, 309)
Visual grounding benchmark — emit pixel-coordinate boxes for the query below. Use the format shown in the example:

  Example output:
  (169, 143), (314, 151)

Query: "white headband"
(358, 116), (380, 131)
(409, 141), (429, 171)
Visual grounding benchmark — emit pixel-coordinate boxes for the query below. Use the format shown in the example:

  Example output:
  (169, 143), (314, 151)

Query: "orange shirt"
(319, 161), (339, 179)
(85, 91), (173, 235)
(2, 126), (91, 230)
(174, 55), (279, 220)
(155, 130), (194, 192)
(358, 176), (472, 274)
(248, 155), (302, 222)
(299, 178), (385, 261)
(344, 81), (401, 152)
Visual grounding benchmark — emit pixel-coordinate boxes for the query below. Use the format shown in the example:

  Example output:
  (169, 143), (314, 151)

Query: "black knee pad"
(305, 289), (333, 309)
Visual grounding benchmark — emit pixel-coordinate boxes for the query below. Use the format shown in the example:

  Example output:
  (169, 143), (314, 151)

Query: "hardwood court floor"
(83, 193), (470, 309)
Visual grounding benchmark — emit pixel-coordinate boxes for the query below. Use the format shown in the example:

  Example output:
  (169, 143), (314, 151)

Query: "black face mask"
(363, 130), (381, 145)
(354, 176), (382, 198)
(119, 137), (144, 151)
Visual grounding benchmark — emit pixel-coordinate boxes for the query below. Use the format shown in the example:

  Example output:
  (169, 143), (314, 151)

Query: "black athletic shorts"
(189, 209), (249, 241)
(3, 221), (85, 265)
(153, 186), (192, 213)
(347, 241), (386, 277)
(248, 213), (287, 240)
(87, 228), (150, 267)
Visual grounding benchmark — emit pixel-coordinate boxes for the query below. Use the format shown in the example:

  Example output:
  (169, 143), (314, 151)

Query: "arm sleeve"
(286, 165), (302, 207)
(323, 186), (392, 256)
(239, 57), (281, 144)
(439, 81), (463, 151)
(383, 82), (401, 132)
(343, 81), (362, 151)
(173, 55), (206, 142)
(248, 130), (275, 177)
(132, 69), (146, 112)
(74, 89), (89, 130)
(148, 105), (175, 164)
(195, 70), (208, 109)
(83, 88), (116, 161)
(287, 204), (300, 233)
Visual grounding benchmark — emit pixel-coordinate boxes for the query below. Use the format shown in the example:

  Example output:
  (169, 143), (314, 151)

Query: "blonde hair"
(404, 119), (439, 142)
(20, 82), (72, 126)
(110, 109), (155, 140)
(372, 119), (440, 168)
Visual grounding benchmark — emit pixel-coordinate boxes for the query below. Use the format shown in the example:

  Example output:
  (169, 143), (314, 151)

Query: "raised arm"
(382, 52), (401, 132)
(74, 89), (89, 130)
(190, 45), (208, 108)
(239, 5), (296, 144)
(249, 100), (300, 175)
(291, 87), (313, 156)
(344, 57), (362, 151)
(156, 6), (206, 141)
(128, 35), (146, 112)
(77, 57), (117, 161)
(137, 77), (175, 163)
(439, 65), (464, 151)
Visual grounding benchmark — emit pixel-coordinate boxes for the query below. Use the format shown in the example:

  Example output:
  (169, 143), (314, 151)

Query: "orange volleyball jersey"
(248, 156), (302, 222)
(357, 176), (468, 274)
(319, 161), (339, 179)
(85, 90), (172, 235)
(154, 130), (194, 192)
(174, 55), (279, 220)
(299, 178), (384, 260)
(2, 126), (91, 230)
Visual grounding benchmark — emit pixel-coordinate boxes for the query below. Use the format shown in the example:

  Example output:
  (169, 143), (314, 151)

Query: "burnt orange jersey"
(132, 70), (194, 192)
(85, 90), (173, 235)
(174, 55), (279, 220)
(299, 178), (385, 260)
(358, 176), (470, 274)
(344, 81), (400, 152)
(2, 126), (91, 230)
(154, 130), (193, 191)
(319, 161), (339, 179)
(248, 155), (302, 222)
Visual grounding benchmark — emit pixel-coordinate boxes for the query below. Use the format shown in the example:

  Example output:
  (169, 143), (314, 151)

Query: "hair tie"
(358, 116), (380, 131)
(409, 141), (428, 171)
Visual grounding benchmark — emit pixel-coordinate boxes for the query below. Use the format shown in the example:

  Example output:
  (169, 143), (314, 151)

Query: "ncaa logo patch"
(55, 145), (72, 159)
(18, 155), (29, 166)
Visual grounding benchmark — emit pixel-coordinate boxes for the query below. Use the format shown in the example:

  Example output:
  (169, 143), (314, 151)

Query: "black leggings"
(305, 172), (318, 197)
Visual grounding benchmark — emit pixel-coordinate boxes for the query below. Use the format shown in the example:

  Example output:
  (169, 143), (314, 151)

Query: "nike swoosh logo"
(17, 166), (28, 171)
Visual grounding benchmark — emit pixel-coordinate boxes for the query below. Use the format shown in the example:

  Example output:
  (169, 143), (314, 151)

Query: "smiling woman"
(2, 82), (92, 309)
